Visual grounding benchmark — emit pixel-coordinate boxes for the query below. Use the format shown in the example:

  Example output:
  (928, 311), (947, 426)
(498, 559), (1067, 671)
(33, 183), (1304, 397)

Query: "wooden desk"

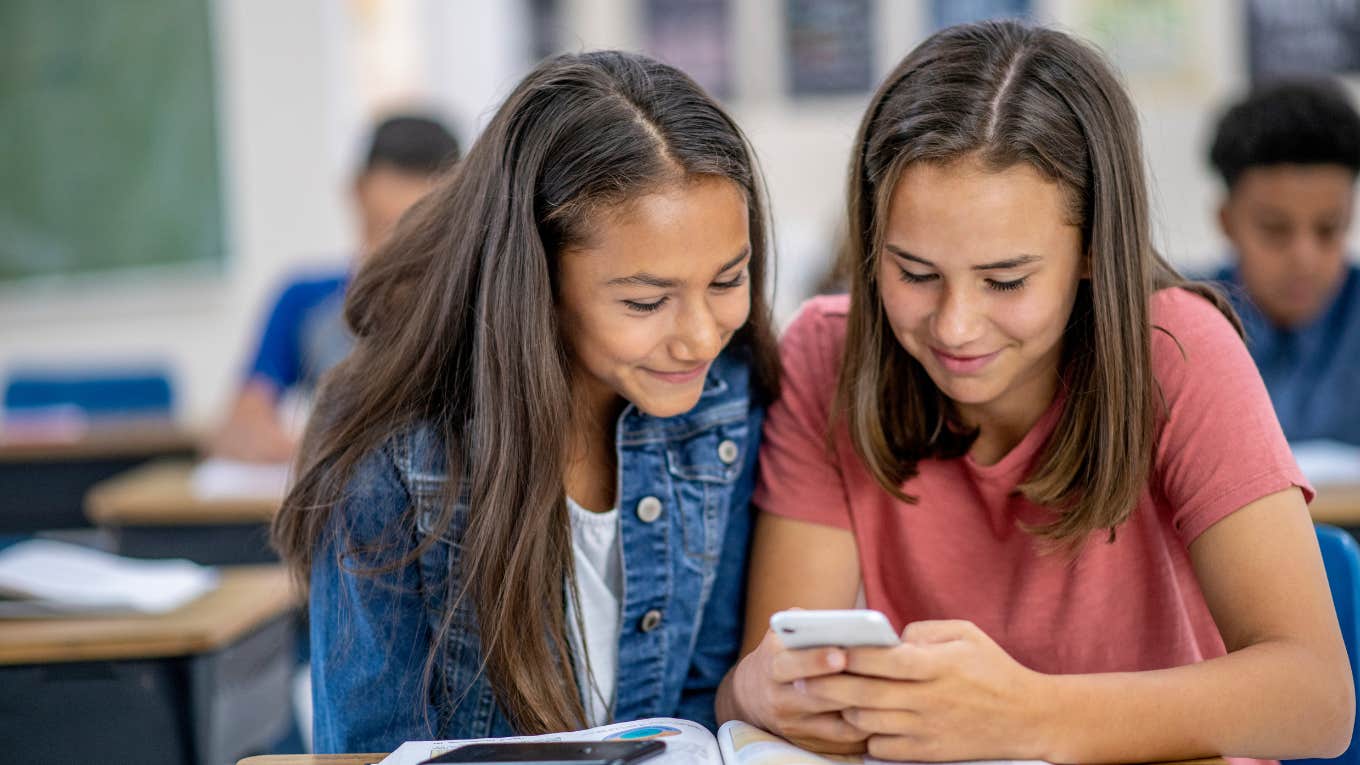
(0, 418), (198, 532)
(85, 459), (282, 564)
(0, 565), (295, 665)
(1311, 483), (1360, 527)
(2, 565), (301, 765)
(0, 417), (197, 461)
(237, 755), (1228, 765)
(87, 459), (279, 526)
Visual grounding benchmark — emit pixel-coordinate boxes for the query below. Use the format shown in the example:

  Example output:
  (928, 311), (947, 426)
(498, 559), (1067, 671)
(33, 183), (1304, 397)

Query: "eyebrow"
(886, 244), (1041, 271)
(606, 247), (751, 289)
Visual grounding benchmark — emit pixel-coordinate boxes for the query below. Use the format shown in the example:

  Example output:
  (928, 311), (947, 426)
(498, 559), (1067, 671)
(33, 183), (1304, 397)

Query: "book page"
(717, 720), (1050, 765)
(379, 717), (722, 765)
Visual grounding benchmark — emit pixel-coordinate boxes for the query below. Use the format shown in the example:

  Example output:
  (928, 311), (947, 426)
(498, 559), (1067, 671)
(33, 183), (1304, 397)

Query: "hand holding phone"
(769, 609), (900, 649)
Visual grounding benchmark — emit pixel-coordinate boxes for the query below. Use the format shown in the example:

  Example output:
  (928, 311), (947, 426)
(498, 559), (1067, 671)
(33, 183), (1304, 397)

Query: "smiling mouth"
(644, 365), (708, 384)
(930, 348), (1001, 374)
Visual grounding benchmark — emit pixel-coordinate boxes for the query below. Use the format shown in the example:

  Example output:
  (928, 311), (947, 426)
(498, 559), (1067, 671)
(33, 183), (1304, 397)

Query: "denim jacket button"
(639, 609), (664, 632)
(636, 496), (663, 523)
(717, 439), (739, 464)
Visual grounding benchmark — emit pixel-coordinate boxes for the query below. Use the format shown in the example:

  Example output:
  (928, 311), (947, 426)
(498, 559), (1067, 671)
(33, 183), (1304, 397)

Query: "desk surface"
(1311, 482), (1360, 526)
(0, 564), (297, 665)
(237, 755), (1228, 765)
(0, 417), (197, 461)
(86, 458), (280, 525)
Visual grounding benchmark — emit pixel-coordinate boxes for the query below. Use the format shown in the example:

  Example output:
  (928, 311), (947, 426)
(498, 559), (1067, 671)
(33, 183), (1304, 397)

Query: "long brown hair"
(274, 51), (779, 733)
(837, 21), (1238, 543)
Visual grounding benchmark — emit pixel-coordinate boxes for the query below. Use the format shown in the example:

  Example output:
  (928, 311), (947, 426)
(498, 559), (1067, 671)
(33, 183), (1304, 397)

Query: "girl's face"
(558, 175), (752, 419)
(877, 157), (1085, 428)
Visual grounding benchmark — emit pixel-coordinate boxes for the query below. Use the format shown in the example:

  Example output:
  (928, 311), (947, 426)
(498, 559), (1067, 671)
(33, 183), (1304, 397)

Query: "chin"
(633, 389), (705, 419)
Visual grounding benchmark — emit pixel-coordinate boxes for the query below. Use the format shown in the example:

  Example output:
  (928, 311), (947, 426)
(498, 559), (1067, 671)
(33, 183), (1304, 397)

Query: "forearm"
(1040, 639), (1353, 763)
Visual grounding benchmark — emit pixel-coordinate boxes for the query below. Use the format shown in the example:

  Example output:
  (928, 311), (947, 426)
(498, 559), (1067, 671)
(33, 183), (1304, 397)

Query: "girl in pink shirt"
(716, 20), (1352, 764)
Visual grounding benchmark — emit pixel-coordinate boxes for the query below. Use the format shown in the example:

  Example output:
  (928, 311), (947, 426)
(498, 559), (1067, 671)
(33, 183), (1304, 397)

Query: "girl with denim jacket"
(273, 51), (780, 753)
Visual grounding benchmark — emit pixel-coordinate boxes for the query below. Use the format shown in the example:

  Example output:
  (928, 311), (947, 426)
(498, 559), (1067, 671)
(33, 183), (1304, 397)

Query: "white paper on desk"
(191, 458), (291, 501)
(1292, 439), (1360, 486)
(380, 717), (1050, 765)
(0, 539), (219, 616)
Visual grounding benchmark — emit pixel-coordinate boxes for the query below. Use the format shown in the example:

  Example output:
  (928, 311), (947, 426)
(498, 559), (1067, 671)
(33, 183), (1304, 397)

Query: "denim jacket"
(309, 349), (764, 753)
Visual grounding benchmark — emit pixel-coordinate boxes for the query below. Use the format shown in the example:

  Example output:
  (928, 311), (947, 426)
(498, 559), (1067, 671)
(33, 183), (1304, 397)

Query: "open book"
(379, 717), (1047, 765)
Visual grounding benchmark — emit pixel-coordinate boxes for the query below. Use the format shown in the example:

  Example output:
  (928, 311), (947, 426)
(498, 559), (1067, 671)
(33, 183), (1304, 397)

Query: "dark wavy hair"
(1209, 78), (1360, 189)
(274, 50), (779, 733)
(837, 21), (1237, 543)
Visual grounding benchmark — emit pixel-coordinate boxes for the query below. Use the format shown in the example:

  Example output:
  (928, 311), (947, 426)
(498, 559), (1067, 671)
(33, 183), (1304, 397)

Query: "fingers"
(802, 673), (923, 711)
(779, 712), (872, 748)
(843, 642), (942, 680)
(841, 707), (918, 734)
(768, 642), (848, 683)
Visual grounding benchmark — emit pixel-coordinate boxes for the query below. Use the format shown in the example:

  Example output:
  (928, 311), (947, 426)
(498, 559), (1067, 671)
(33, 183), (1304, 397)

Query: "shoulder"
(779, 294), (850, 392)
(335, 422), (449, 532)
(1149, 286), (1244, 370)
(271, 270), (350, 315)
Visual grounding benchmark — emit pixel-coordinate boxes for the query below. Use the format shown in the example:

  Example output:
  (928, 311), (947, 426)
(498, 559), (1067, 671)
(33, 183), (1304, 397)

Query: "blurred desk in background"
(1311, 483), (1360, 528)
(0, 418), (197, 533)
(0, 565), (299, 765)
(86, 459), (283, 565)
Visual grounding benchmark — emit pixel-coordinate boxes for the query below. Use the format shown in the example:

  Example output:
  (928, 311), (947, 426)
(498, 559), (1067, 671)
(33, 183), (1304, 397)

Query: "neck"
(955, 354), (1062, 467)
(562, 370), (625, 511)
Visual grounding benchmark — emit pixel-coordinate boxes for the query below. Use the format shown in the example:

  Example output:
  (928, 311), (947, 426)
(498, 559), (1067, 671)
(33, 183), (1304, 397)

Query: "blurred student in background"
(1210, 80), (1360, 445)
(212, 115), (460, 462)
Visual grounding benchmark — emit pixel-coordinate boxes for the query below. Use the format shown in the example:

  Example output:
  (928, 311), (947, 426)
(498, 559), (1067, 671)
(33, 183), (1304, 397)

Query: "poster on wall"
(644, 0), (730, 98)
(930, 0), (1031, 30)
(1247, 0), (1360, 82)
(1080, 0), (1200, 86)
(785, 0), (874, 96)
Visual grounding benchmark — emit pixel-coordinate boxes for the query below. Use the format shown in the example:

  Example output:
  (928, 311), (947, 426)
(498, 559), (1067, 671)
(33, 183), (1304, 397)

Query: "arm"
(209, 378), (297, 462)
(714, 511), (867, 750)
(814, 487), (1352, 762)
(211, 282), (308, 462)
(1037, 486), (1351, 761)
(309, 445), (439, 753)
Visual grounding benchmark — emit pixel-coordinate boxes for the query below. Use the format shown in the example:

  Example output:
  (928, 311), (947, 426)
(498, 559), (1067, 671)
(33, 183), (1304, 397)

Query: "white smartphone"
(769, 609), (901, 649)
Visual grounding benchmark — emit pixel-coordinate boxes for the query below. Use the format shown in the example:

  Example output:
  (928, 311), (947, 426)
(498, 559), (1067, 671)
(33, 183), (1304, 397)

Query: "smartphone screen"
(419, 739), (665, 764)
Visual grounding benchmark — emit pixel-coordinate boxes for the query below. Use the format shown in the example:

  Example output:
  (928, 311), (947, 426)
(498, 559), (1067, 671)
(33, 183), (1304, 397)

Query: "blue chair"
(1287, 525), (1360, 765)
(4, 368), (173, 419)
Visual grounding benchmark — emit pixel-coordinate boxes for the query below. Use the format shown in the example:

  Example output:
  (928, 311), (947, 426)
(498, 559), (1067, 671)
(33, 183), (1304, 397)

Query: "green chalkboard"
(0, 0), (225, 282)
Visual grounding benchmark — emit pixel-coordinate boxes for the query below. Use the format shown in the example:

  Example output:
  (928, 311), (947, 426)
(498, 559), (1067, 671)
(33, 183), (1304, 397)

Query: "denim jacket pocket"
(665, 415), (750, 565)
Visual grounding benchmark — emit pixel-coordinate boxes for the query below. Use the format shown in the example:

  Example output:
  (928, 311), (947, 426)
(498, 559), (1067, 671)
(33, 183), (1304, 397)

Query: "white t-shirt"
(564, 496), (623, 727)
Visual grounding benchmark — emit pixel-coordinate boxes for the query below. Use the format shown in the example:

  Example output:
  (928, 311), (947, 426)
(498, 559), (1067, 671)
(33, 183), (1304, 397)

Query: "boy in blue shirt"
(213, 115), (460, 461)
(1210, 80), (1360, 446)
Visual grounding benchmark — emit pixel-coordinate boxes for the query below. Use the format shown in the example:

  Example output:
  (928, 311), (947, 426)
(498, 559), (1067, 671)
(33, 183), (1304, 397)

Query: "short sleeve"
(753, 297), (854, 530)
(1151, 288), (1314, 544)
(247, 281), (308, 392)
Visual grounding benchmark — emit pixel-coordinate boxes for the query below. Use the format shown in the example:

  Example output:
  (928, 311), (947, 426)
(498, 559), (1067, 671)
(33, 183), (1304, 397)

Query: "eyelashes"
(623, 273), (747, 314)
(897, 267), (1027, 293)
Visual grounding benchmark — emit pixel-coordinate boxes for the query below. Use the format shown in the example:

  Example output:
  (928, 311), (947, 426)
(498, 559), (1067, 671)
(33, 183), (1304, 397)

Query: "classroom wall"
(1, 0), (1354, 430)
(0, 0), (524, 429)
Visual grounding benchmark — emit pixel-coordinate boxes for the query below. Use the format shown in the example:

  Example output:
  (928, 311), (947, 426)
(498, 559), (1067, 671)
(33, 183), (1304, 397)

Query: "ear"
(1080, 251), (1092, 280)
(1217, 201), (1233, 239)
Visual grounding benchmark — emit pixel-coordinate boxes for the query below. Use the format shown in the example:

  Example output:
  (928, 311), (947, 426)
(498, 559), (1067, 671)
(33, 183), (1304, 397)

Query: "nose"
(1287, 231), (1328, 276)
(669, 300), (724, 363)
(931, 284), (985, 349)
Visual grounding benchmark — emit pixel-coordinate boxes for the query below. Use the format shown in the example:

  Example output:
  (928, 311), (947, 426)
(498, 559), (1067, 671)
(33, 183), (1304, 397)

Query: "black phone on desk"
(418, 739), (665, 764)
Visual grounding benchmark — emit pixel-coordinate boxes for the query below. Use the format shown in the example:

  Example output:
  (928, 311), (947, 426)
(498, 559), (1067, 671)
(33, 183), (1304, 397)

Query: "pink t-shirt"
(755, 289), (1312, 679)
